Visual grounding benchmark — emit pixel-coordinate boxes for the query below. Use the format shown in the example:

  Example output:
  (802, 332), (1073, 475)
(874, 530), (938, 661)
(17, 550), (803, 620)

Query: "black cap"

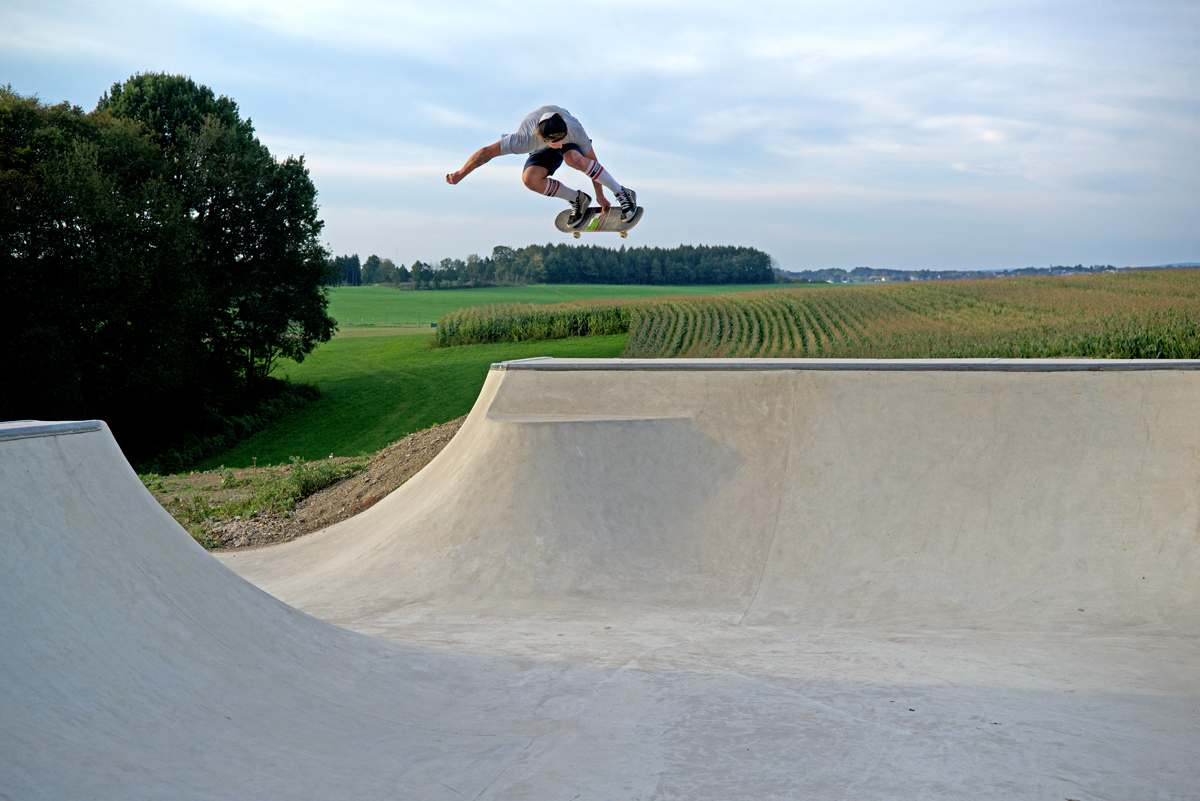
(536, 112), (568, 141)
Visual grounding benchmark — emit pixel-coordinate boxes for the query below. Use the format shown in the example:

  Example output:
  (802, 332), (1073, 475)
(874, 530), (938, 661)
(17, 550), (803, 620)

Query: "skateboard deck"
(554, 206), (644, 238)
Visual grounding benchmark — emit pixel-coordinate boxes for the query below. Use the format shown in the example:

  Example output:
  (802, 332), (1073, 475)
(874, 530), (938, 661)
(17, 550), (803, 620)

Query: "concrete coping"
(0, 420), (104, 443)
(492, 357), (1200, 372)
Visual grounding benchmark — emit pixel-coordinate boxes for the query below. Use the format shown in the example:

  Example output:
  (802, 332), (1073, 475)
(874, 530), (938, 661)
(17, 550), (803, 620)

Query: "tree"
(1, 86), (203, 456)
(464, 253), (486, 285)
(361, 255), (406, 285)
(361, 254), (382, 284)
(410, 260), (432, 288)
(492, 246), (517, 284)
(333, 254), (361, 286)
(378, 258), (403, 284)
(96, 72), (244, 150)
(98, 73), (336, 383)
(1, 77), (337, 461)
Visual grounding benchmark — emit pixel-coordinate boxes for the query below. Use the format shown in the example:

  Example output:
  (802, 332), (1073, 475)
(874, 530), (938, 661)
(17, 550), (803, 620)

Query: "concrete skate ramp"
(6, 361), (1200, 799)
(224, 359), (1200, 635)
(216, 359), (1200, 798)
(0, 421), (583, 799)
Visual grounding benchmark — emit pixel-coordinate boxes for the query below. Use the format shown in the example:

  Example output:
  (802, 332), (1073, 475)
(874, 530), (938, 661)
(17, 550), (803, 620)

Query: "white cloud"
(414, 103), (494, 133)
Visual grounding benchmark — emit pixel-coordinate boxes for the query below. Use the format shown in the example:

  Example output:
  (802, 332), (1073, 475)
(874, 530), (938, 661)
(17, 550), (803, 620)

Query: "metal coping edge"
(490, 359), (1200, 372)
(0, 420), (104, 443)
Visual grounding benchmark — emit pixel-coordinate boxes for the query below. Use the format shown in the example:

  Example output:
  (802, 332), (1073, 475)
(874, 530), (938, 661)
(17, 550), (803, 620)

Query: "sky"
(2, 0), (1198, 271)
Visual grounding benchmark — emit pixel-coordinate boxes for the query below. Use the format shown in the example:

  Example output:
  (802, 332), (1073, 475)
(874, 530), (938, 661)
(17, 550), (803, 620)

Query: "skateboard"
(554, 205), (645, 238)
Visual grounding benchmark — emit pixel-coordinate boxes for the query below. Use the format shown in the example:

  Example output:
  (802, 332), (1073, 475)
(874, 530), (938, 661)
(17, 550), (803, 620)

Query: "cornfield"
(434, 269), (1200, 359)
(432, 301), (632, 346)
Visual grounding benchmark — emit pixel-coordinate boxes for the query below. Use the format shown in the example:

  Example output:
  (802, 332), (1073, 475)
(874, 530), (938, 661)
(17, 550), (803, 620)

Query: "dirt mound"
(210, 417), (464, 550)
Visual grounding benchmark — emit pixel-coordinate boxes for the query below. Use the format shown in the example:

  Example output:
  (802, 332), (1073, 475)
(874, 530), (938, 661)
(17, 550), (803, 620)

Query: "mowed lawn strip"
(196, 333), (627, 469)
(329, 284), (799, 327)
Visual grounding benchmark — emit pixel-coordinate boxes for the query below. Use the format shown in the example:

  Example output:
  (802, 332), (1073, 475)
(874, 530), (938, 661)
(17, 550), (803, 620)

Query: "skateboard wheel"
(620, 231), (628, 238)
(572, 231), (580, 239)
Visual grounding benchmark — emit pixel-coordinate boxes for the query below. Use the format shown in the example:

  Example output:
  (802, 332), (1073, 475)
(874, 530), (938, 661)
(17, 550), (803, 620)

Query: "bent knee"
(522, 170), (546, 192)
(563, 150), (587, 169)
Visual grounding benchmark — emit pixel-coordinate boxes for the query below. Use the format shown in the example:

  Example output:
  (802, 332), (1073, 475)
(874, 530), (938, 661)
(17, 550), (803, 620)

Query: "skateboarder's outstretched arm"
(446, 141), (501, 185)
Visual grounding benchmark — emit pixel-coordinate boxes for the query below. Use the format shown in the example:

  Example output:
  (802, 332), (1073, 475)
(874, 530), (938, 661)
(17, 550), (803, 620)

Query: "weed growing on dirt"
(141, 455), (369, 548)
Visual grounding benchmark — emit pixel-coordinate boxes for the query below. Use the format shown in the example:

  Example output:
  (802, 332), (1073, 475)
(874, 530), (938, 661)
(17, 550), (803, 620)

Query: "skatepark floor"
(4, 359), (1199, 799)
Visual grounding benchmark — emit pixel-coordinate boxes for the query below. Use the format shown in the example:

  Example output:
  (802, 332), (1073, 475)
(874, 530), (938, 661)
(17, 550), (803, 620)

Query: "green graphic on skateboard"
(555, 205), (645, 239)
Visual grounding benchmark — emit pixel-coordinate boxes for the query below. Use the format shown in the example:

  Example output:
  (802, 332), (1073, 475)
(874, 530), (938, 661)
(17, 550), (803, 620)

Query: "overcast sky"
(3, 0), (1197, 271)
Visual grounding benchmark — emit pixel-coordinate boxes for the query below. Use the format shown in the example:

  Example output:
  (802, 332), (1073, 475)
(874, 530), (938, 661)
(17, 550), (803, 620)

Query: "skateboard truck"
(573, 230), (627, 239)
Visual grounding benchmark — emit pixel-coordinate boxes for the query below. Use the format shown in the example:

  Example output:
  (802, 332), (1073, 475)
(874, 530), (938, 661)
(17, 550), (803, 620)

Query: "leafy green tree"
(333, 254), (361, 285)
(1, 86), (203, 455)
(98, 73), (336, 383)
(1, 77), (337, 462)
(361, 255), (406, 285)
(361, 254), (382, 283)
(464, 253), (487, 285)
(410, 260), (433, 288)
(97, 72), (245, 150)
(379, 258), (402, 284)
(491, 246), (517, 284)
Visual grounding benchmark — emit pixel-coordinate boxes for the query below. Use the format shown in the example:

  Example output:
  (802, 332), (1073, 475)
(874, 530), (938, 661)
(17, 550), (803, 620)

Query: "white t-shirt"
(499, 106), (592, 156)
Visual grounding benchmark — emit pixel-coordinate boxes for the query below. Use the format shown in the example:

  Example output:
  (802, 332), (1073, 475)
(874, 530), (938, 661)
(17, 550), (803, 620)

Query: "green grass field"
(196, 332), (627, 469)
(329, 284), (795, 327)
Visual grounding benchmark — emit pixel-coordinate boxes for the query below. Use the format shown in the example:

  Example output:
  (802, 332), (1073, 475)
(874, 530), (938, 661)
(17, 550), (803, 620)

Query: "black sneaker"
(616, 187), (637, 222)
(568, 190), (592, 227)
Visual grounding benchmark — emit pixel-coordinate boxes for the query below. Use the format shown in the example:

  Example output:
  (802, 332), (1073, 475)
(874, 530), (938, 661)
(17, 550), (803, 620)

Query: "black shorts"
(523, 143), (583, 175)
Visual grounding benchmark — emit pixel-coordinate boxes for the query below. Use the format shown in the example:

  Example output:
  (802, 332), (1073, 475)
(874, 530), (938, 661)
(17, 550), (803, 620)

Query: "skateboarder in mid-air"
(445, 105), (637, 228)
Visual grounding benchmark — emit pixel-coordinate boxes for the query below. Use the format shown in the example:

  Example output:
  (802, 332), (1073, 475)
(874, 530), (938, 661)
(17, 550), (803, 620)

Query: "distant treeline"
(332, 244), (777, 289)
(779, 264), (1197, 283)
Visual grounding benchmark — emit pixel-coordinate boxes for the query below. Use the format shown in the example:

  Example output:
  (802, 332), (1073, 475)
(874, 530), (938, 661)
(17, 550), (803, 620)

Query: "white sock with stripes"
(542, 178), (579, 202)
(582, 159), (622, 194)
